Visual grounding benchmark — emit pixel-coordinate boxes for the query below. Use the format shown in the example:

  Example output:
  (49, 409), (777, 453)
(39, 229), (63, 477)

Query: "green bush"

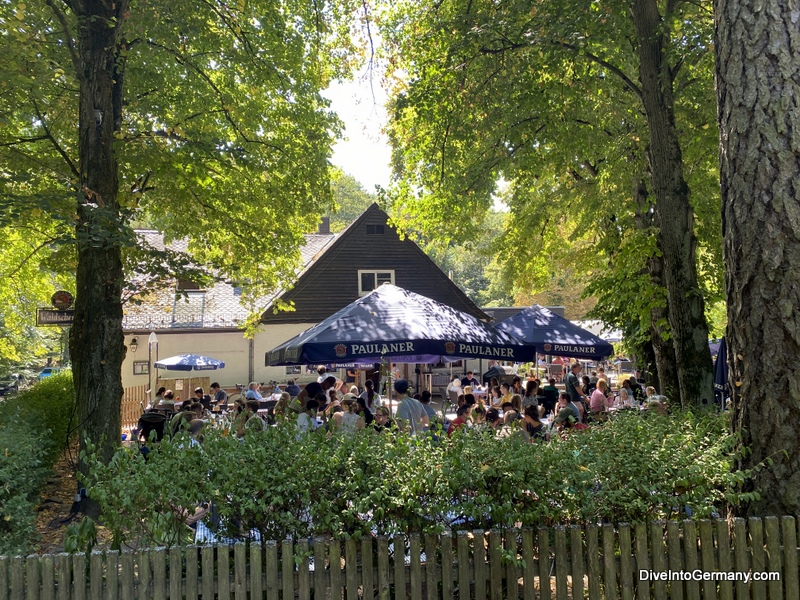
(0, 410), (51, 555)
(0, 371), (77, 555)
(84, 409), (749, 549)
(3, 371), (77, 464)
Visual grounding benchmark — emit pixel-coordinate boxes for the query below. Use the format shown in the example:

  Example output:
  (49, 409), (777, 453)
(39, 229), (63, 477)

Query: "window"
(358, 270), (395, 295)
(366, 224), (385, 235)
(176, 278), (204, 291)
(285, 366), (301, 375)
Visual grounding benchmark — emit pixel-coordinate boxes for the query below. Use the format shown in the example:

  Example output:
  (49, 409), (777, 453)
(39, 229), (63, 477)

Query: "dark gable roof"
(260, 203), (490, 323)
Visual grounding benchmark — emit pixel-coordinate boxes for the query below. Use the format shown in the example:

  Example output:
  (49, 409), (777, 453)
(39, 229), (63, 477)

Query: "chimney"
(318, 216), (330, 234)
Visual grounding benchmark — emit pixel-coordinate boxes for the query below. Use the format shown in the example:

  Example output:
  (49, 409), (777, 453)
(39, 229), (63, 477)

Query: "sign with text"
(36, 308), (74, 326)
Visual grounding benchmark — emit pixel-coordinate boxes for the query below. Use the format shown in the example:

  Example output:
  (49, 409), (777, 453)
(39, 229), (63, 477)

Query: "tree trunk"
(716, 0), (800, 515)
(630, 0), (714, 407)
(632, 177), (680, 401)
(69, 0), (128, 502)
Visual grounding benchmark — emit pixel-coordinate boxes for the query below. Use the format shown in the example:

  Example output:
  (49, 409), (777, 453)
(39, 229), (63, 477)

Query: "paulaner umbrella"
(265, 284), (535, 365)
(494, 305), (614, 359)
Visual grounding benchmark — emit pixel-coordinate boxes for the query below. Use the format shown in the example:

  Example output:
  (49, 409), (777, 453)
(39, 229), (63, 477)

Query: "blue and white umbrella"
(154, 354), (225, 371)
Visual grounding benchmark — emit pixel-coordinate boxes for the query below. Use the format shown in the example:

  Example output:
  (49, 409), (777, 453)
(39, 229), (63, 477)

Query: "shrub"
(0, 371), (77, 555)
(83, 410), (747, 549)
(5, 371), (77, 464)
(0, 410), (51, 555)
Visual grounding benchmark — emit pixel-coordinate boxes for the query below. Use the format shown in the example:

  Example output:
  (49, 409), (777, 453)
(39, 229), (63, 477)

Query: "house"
(121, 204), (490, 392)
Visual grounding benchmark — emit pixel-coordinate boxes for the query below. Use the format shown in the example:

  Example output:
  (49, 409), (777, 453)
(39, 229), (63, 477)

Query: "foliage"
(0, 408), (51, 556)
(1, 371), (77, 465)
(378, 0), (722, 358)
(329, 170), (379, 232)
(83, 410), (748, 549)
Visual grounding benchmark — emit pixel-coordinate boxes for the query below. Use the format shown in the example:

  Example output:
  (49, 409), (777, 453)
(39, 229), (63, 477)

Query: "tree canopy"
(379, 0), (720, 403)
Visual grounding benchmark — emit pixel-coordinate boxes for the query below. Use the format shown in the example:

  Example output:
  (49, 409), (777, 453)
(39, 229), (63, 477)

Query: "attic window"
(176, 278), (204, 291)
(358, 270), (394, 295)
(366, 224), (385, 235)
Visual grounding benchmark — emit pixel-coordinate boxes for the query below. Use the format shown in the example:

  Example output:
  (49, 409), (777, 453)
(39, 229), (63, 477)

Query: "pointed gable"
(260, 203), (489, 323)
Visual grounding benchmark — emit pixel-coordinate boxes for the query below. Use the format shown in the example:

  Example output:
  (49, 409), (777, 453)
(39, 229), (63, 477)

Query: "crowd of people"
(136, 362), (669, 449)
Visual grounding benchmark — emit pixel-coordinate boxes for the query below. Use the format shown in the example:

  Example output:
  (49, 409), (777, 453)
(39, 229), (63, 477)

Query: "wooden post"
(217, 545), (230, 600)
(297, 540), (310, 600)
(282, 540), (295, 600)
(393, 534), (406, 600)
(665, 521), (683, 600)
(26, 555), (40, 600)
(441, 531), (453, 600)
(538, 527), (552, 600)
(170, 546), (183, 600)
(782, 517), (798, 600)
(425, 534), (438, 600)
(9, 557), (23, 600)
(377, 536), (390, 600)
(56, 554), (70, 600)
(409, 534), (422, 600)
(345, 538), (358, 600)
(571, 525), (585, 600)
(362, 536), (374, 600)
(698, 521), (716, 600)
(201, 546), (215, 600)
(554, 526), (568, 600)
(41, 555), (55, 600)
(264, 541), (279, 600)
(489, 530), (503, 600)
(650, 522), (666, 600)
(618, 524), (633, 600)
(682, 521), (699, 600)
(313, 538), (326, 599)
(250, 543), (262, 600)
(457, 532), (470, 600)
(151, 548), (166, 600)
(522, 529), (536, 600)
(330, 538), (342, 600)
(716, 520), (732, 600)
(505, 529), (518, 599)
(764, 516), (782, 600)
(732, 519), (749, 600)
(136, 549), (149, 600)
(184, 547), (198, 600)
(602, 524), (618, 600)
(474, 531), (487, 600)
(106, 551), (119, 600)
(634, 522), (649, 600)
(234, 543), (247, 599)
(750, 517), (766, 600)
(586, 524), (601, 600)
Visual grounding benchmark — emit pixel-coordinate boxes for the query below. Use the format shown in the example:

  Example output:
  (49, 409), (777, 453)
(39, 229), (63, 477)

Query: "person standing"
(564, 363), (588, 408)
(394, 379), (429, 435)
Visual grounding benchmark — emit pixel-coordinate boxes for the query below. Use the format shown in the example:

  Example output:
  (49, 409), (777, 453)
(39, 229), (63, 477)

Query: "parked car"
(38, 367), (61, 381)
(0, 373), (26, 396)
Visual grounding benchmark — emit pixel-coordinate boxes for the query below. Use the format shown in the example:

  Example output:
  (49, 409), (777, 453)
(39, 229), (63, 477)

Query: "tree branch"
(0, 135), (49, 147)
(553, 41), (643, 101)
(31, 96), (80, 179)
(3, 236), (62, 279)
(43, 0), (83, 85)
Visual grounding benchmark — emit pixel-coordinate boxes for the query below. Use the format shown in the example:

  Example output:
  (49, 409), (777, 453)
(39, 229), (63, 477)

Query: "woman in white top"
(359, 379), (381, 414)
(333, 395), (365, 433)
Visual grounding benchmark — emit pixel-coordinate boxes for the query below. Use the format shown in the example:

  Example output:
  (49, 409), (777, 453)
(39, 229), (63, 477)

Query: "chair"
(137, 412), (167, 443)
(446, 389), (460, 414)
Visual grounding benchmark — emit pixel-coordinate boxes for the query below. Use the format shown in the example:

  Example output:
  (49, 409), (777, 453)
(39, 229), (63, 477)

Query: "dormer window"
(358, 270), (394, 295)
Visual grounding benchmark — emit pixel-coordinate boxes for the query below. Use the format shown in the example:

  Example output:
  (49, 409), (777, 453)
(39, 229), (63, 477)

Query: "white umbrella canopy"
(153, 354), (225, 371)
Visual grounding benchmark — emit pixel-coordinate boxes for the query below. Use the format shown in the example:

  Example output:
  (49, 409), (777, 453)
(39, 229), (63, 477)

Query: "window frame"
(357, 269), (395, 295)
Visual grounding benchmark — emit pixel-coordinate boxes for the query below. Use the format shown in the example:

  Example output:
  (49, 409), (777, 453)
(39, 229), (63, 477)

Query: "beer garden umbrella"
(265, 284), (535, 366)
(154, 354), (226, 371)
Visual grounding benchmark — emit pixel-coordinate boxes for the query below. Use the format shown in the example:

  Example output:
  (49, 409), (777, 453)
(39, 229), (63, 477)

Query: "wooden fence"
(2, 517), (798, 599)
(122, 377), (212, 430)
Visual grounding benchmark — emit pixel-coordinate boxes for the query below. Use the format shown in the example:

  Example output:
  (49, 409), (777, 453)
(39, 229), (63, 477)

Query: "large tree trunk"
(69, 0), (128, 503)
(630, 0), (714, 407)
(716, 0), (800, 515)
(632, 178), (680, 400)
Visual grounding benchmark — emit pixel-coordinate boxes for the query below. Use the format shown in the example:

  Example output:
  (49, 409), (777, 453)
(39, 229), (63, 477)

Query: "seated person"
(193, 386), (213, 411)
(447, 405), (470, 437)
(245, 382), (263, 401)
(372, 406), (397, 433)
(522, 405), (547, 441)
(236, 400), (265, 437)
(210, 382), (227, 408)
(297, 399), (321, 434)
(461, 371), (480, 388)
(157, 389), (176, 410)
(285, 379), (301, 398)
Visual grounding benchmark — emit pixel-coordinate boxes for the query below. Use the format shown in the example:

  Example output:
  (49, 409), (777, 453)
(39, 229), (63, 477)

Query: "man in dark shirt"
(460, 370), (480, 388)
(210, 382), (227, 407)
(296, 376), (336, 409)
(564, 363), (587, 405)
(285, 379), (301, 398)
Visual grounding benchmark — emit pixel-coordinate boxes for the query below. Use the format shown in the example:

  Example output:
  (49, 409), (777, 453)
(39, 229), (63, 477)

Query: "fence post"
(618, 523), (633, 600)
(201, 546), (215, 600)
(538, 527), (552, 600)
(764, 516), (782, 600)
(376, 536), (390, 600)
(41, 555), (55, 600)
(185, 547), (199, 600)
(345, 538), (358, 600)
(521, 529), (536, 600)
(682, 521), (699, 600)
(409, 534), (422, 600)
(602, 524), (618, 600)
(732, 519), (749, 600)
(571, 525), (585, 600)
(233, 543), (247, 599)
(489, 530), (503, 600)
(665, 521), (683, 600)
(586, 524), (601, 600)
(393, 534), (406, 600)
(313, 538), (327, 599)
(264, 541), (278, 600)
(441, 531), (453, 600)
(698, 520), (716, 600)
(297, 539), (310, 600)
(553, 526), (568, 600)
(650, 521), (666, 600)
(105, 550), (119, 600)
(716, 520), (732, 600)
(362, 536), (374, 599)
(26, 555), (39, 600)
(634, 522), (649, 600)
(473, 530), (487, 600)
(750, 517), (766, 600)
(170, 546), (183, 600)
(281, 540), (294, 600)
(782, 517), (798, 600)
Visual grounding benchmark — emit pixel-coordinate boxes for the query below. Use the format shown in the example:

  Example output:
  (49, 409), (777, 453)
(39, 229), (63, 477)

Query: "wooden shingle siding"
(261, 203), (489, 324)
